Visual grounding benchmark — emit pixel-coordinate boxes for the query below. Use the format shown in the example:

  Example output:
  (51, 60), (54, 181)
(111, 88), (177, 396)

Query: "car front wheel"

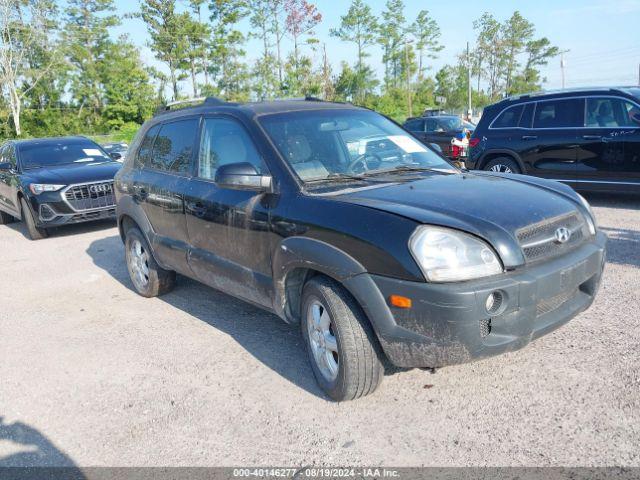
(19, 197), (48, 240)
(301, 276), (384, 401)
(125, 227), (176, 297)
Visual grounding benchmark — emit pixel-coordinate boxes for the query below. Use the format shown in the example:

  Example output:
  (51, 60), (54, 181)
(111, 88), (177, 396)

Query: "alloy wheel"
(129, 239), (150, 291)
(307, 300), (339, 381)
(489, 164), (514, 173)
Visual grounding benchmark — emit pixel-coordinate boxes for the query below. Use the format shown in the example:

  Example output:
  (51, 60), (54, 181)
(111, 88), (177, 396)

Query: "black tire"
(19, 197), (48, 240)
(301, 276), (384, 401)
(0, 210), (14, 225)
(483, 157), (521, 174)
(124, 226), (176, 297)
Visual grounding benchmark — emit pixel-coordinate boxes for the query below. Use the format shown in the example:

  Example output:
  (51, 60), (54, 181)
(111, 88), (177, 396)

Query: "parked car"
(404, 115), (475, 166)
(422, 108), (448, 117)
(101, 141), (128, 161)
(0, 136), (121, 239)
(115, 97), (606, 401)
(467, 87), (640, 193)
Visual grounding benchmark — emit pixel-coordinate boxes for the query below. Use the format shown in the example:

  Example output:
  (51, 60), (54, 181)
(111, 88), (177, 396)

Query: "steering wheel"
(347, 153), (383, 174)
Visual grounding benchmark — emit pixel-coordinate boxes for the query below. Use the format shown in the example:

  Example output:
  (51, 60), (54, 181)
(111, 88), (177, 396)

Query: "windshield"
(18, 140), (112, 169)
(260, 109), (457, 182)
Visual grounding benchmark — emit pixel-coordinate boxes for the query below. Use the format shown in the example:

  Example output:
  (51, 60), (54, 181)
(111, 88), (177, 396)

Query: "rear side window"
(492, 105), (524, 128)
(533, 98), (584, 128)
(150, 119), (198, 174)
(135, 125), (160, 168)
(404, 119), (424, 132)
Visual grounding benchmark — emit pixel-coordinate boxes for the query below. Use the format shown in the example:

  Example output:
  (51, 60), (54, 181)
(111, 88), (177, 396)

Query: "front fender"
(271, 236), (367, 322)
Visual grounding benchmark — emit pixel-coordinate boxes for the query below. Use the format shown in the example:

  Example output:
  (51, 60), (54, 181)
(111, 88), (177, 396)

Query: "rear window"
(149, 119), (198, 174)
(519, 103), (535, 128)
(491, 105), (523, 128)
(18, 139), (111, 169)
(533, 98), (584, 128)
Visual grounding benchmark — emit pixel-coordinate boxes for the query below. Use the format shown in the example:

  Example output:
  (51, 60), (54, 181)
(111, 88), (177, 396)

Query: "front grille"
(64, 182), (115, 211)
(517, 213), (586, 263)
(536, 289), (578, 317)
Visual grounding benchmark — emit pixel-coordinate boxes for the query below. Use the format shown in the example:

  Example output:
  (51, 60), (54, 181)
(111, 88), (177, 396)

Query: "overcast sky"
(110, 0), (640, 92)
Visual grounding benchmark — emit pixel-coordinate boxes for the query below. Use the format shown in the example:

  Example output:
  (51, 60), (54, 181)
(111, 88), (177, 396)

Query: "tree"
(64, 0), (120, 123)
(180, 12), (210, 96)
(283, 0), (322, 90)
(209, 0), (250, 100)
(329, 0), (378, 102)
(473, 12), (504, 98)
(249, 0), (279, 99)
(0, 0), (61, 136)
(136, 0), (188, 101)
(501, 11), (534, 93)
(378, 0), (406, 88)
(411, 10), (443, 80)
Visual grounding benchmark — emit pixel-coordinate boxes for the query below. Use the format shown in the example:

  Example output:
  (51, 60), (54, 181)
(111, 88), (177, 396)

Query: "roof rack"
(155, 96), (228, 116)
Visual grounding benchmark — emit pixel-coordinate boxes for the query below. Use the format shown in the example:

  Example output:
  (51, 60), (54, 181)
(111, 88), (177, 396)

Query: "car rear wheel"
(19, 197), (48, 240)
(484, 157), (521, 174)
(301, 276), (384, 401)
(125, 227), (176, 297)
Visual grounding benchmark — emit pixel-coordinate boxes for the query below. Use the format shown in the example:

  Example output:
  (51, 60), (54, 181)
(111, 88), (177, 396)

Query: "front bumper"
(345, 232), (607, 368)
(28, 192), (116, 227)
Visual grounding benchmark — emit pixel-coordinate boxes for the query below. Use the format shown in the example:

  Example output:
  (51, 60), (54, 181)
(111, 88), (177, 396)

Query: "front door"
(0, 144), (19, 216)
(185, 115), (278, 309)
(136, 117), (199, 271)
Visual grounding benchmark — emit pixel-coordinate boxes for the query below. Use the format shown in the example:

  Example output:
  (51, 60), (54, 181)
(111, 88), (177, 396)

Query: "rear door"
(523, 97), (583, 184)
(184, 115), (277, 309)
(136, 117), (199, 271)
(404, 118), (426, 142)
(575, 96), (640, 189)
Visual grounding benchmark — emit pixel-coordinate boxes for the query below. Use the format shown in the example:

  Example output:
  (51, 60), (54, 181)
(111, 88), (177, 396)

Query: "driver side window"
(198, 117), (265, 181)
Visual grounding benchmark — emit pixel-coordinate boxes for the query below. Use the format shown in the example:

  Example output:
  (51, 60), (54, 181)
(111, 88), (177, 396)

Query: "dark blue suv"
(467, 87), (640, 193)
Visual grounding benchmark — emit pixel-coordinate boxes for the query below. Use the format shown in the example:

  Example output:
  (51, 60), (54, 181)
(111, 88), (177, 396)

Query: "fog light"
(39, 204), (56, 221)
(485, 291), (504, 315)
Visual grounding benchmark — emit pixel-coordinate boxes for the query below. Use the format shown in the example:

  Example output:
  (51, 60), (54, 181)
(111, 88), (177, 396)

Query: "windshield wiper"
(361, 165), (456, 176)
(305, 172), (390, 184)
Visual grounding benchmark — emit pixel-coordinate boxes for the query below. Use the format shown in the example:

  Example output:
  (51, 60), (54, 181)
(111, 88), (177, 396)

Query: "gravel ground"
(0, 193), (638, 467)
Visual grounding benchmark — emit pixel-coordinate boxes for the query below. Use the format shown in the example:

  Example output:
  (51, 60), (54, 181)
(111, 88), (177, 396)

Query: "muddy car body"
(115, 98), (606, 401)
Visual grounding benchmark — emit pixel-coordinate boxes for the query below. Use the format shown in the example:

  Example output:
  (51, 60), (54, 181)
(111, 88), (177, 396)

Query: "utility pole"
(405, 39), (414, 117)
(467, 41), (472, 121)
(560, 52), (566, 89)
(638, 63), (640, 86)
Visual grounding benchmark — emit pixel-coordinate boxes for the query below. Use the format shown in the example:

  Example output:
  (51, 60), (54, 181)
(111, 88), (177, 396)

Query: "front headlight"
(577, 193), (597, 235)
(29, 184), (65, 195)
(409, 226), (503, 282)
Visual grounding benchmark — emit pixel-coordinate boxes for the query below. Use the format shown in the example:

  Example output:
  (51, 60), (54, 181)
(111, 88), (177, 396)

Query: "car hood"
(21, 161), (121, 185)
(332, 172), (583, 268)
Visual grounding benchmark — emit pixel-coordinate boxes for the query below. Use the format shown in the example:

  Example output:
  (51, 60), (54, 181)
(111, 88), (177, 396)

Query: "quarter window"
(150, 119), (198, 173)
(198, 117), (264, 181)
(492, 105), (524, 128)
(136, 125), (160, 168)
(533, 98), (584, 128)
(586, 97), (640, 127)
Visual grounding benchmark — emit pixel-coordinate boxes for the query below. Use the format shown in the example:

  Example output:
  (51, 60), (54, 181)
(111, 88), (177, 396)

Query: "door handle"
(582, 135), (602, 140)
(186, 201), (207, 218)
(521, 135), (537, 140)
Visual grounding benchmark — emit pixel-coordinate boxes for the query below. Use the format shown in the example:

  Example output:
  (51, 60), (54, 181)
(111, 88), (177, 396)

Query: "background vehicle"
(101, 142), (128, 162)
(116, 97), (605, 401)
(467, 87), (640, 193)
(404, 115), (475, 166)
(0, 136), (121, 240)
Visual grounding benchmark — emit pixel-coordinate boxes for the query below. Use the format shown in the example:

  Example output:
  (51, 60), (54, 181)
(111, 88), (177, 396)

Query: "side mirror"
(110, 152), (123, 161)
(215, 162), (272, 192)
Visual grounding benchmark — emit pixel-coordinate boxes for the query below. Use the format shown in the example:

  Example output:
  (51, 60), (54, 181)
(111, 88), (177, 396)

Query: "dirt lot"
(0, 193), (638, 467)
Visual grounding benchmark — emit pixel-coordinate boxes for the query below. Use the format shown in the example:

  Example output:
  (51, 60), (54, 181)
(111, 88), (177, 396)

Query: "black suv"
(115, 98), (606, 401)
(0, 136), (121, 239)
(467, 87), (640, 193)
